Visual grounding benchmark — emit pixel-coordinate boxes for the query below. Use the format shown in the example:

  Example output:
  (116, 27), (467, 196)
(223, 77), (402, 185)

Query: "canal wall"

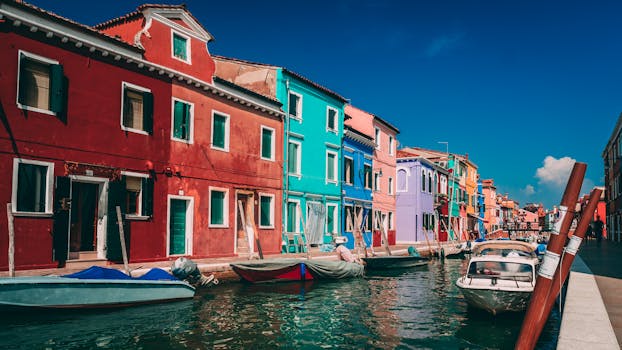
(557, 256), (618, 349)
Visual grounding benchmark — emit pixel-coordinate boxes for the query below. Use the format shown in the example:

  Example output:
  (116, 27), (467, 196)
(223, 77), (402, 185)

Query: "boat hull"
(0, 277), (196, 309)
(231, 263), (314, 283)
(456, 280), (532, 315)
(231, 259), (365, 283)
(362, 256), (429, 269)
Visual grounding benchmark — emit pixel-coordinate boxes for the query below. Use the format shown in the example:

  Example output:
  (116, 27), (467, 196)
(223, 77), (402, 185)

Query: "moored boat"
(362, 255), (429, 269)
(0, 266), (196, 310)
(455, 242), (538, 315)
(230, 258), (364, 283)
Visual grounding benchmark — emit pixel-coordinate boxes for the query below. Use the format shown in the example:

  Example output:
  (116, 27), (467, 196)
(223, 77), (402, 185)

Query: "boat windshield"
(467, 261), (533, 282)
(478, 248), (534, 258)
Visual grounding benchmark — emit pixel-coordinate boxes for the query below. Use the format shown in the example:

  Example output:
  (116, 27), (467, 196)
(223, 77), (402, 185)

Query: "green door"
(169, 199), (187, 255)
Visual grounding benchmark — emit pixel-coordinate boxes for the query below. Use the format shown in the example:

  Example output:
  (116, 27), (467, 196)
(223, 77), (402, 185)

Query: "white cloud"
(535, 156), (576, 188)
(425, 33), (465, 57)
(522, 184), (535, 196)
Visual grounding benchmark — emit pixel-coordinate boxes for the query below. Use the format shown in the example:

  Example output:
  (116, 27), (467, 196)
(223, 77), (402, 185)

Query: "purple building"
(396, 156), (436, 243)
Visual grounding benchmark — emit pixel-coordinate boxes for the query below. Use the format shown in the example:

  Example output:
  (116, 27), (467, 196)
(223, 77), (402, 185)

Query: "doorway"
(236, 192), (255, 254)
(68, 180), (104, 260)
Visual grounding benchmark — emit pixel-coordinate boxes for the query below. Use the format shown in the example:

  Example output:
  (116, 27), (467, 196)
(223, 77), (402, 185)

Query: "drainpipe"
(283, 78), (290, 243)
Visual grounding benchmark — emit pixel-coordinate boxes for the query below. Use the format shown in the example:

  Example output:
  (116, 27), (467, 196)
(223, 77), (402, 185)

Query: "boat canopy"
(472, 241), (536, 258)
(231, 259), (365, 279)
(63, 266), (179, 281)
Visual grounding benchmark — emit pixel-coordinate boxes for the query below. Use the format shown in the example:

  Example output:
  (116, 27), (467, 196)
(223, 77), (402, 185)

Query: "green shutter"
(288, 94), (297, 116)
(173, 34), (187, 60)
(261, 128), (272, 159)
(52, 176), (70, 262)
(210, 191), (224, 225)
(287, 202), (297, 232)
(143, 91), (153, 134)
(173, 101), (184, 139)
(142, 177), (153, 217)
(327, 154), (335, 180)
(213, 114), (225, 148)
(50, 64), (65, 114)
(107, 178), (128, 261)
(288, 142), (297, 173)
(18, 54), (28, 105)
(169, 199), (186, 255)
(327, 206), (334, 233)
(260, 196), (271, 226)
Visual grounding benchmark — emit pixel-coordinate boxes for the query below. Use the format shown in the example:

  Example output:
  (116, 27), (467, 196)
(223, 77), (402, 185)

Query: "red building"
(0, 1), (284, 271)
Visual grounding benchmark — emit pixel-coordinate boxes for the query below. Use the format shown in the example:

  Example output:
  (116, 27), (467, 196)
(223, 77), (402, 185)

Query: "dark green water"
(0, 259), (560, 349)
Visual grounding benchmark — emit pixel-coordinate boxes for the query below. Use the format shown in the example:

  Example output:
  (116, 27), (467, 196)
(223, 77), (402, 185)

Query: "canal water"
(0, 258), (560, 349)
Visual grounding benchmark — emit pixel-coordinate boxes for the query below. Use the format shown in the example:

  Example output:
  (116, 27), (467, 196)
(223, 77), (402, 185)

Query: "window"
(345, 206), (354, 231)
(375, 127), (381, 150)
(374, 172), (380, 191)
(288, 92), (302, 120)
(259, 194), (274, 228)
(389, 136), (394, 155)
(260, 126), (275, 161)
(209, 187), (228, 227)
(12, 158), (54, 215)
(365, 209), (372, 231)
(344, 157), (354, 185)
(388, 212), (394, 230)
(388, 177), (394, 195)
(326, 204), (337, 234)
(211, 111), (230, 151)
(428, 173), (432, 193)
(421, 170), (426, 192)
(326, 107), (337, 132)
(122, 172), (153, 218)
(326, 151), (337, 183)
(121, 82), (153, 134)
(364, 164), (372, 189)
(286, 200), (300, 232)
(172, 99), (193, 143)
(172, 32), (190, 63)
(288, 141), (301, 175)
(397, 169), (407, 192)
(17, 51), (65, 115)
(374, 211), (382, 230)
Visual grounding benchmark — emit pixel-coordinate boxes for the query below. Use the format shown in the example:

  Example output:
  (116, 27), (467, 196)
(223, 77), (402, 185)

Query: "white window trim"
(389, 136), (394, 156)
(326, 106), (338, 133)
(171, 29), (191, 64)
(260, 125), (275, 161)
(326, 150), (338, 184)
(120, 170), (150, 220)
(288, 91), (303, 122)
(11, 158), (54, 217)
(286, 199), (301, 233)
(374, 127), (381, 150)
(211, 110), (230, 152)
(396, 167), (410, 193)
(388, 176), (394, 195)
(344, 156), (354, 185)
(388, 211), (394, 230)
(374, 172), (381, 192)
(288, 140), (302, 177)
(344, 204), (354, 232)
(326, 203), (338, 234)
(171, 97), (194, 144)
(258, 192), (275, 229)
(166, 195), (194, 257)
(364, 164), (372, 190)
(120, 81), (151, 135)
(208, 186), (229, 228)
(16, 50), (58, 116)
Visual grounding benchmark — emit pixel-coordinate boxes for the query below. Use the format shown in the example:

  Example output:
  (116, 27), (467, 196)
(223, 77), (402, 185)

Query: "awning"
(467, 213), (488, 223)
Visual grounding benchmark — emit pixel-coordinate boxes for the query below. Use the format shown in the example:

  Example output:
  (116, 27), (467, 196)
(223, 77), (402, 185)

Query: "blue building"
(341, 125), (375, 249)
(477, 179), (486, 238)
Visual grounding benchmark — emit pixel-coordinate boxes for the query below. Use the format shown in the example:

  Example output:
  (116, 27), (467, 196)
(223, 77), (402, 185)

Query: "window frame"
(121, 171), (150, 220)
(288, 91), (303, 121)
(326, 150), (338, 184)
(345, 205), (354, 232)
(388, 176), (394, 195)
(258, 192), (275, 229)
(397, 168), (408, 192)
(326, 203), (338, 234)
(344, 156), (354, 185)
(260, 125), (275, 161)
(171, 30), (191, 64)
(389, 135), (394, 156)
(288, 140), (302, 177)
(11, 158), (54, 217)
(374, 172), (380, 192)
(326, 106), (338, 133)
(16, 50), (59, 116)
(208, 186), (229, 228)
(120, 82), (151, 135)
(211, 110), (230, 152)
(374, 127), (381, 150)
(388, 212), (394, 230)
(286, 199), (301, 233)
(171, 97), (194, 144)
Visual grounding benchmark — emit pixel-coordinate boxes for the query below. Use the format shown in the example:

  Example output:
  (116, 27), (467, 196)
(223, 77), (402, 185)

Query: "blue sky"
(26, 0), (621, 208)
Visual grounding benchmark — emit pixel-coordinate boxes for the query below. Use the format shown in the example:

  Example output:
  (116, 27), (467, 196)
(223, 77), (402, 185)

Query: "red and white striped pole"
(522, 187), (602, 349)
(515, 162), (586, 350)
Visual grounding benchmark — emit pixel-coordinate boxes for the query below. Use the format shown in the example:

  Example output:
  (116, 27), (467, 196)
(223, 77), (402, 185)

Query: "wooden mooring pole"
(7, 203), (15, 277)
(523, 187), (601, 349)
(515, 162), (586, 350)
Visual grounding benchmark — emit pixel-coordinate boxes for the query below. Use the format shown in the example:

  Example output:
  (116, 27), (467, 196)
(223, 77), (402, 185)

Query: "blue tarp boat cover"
(63, 266), (178, 281)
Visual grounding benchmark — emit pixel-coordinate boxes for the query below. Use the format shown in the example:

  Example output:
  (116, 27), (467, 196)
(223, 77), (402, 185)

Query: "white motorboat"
(456, 240), (538, 315)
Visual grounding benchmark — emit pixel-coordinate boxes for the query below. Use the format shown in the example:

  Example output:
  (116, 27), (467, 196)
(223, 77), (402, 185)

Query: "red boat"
(230, 259), (364, 283)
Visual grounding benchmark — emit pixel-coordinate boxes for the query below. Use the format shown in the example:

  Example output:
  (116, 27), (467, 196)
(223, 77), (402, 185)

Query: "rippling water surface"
(0, 258), (560, 349)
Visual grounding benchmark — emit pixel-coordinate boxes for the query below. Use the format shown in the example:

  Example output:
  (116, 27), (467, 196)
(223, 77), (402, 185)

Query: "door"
(236, 193), (255, 253)
(69, 182), (99, 259)
(169, 199), (187, 255)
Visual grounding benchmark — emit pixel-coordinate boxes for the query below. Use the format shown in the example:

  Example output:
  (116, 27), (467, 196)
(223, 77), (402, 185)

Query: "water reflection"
(0, 259), (559, 349)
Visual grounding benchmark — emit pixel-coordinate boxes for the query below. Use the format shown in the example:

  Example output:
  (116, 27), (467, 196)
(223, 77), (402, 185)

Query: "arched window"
(428, 173), (432, 193)
(397, 169), (407, 192)
(421, 170), (426, 192)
